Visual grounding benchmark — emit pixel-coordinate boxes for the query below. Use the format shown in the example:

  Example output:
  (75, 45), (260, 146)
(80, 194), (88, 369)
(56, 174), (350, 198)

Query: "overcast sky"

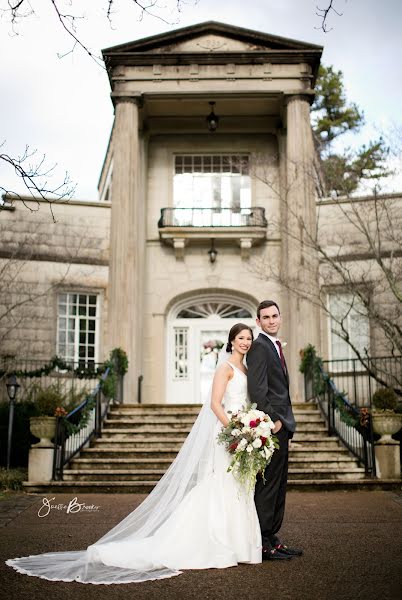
(1, 0), (401, 200)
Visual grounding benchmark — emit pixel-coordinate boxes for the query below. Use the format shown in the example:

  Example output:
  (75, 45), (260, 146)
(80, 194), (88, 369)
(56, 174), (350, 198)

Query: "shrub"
(0, 467), (27, 491)
(0, 401), (38, 467)
(33, 385), (66, 417)
(372, 388), (398, 411)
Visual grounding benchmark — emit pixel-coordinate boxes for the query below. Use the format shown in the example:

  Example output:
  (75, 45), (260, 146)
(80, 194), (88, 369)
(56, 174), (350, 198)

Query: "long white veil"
(6, 370), (223, 584)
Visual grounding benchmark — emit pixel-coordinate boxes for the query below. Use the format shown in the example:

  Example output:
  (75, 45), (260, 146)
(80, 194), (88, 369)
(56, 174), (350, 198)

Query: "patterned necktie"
(276, 340), (286, 372)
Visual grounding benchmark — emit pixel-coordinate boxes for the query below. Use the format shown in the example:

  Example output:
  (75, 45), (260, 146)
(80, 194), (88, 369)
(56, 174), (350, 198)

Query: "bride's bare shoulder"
(214, 362), (234, 380)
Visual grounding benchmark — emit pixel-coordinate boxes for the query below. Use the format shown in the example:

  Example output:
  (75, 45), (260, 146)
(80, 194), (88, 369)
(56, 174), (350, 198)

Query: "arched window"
(177, 302), (252, 319)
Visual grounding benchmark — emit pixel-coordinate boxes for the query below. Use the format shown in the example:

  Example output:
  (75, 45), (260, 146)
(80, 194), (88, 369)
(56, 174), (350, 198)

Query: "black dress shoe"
(262, 548), (294, 561)
(274, 543), (303, 556)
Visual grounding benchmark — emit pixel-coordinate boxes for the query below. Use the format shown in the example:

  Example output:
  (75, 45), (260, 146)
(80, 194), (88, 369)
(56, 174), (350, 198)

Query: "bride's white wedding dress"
(6, 362), (262, 584)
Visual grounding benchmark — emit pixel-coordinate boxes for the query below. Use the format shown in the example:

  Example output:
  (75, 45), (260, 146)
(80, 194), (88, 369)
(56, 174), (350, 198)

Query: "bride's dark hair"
(226, 323), (254, 353)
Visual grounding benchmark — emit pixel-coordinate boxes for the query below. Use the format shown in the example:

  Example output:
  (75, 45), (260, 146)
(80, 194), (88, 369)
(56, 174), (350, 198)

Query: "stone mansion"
(1, 22), (400, 404)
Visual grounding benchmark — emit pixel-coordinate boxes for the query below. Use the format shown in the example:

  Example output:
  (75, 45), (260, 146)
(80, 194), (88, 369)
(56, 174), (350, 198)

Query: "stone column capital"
(284, 91), (315, 106)
(111, 92), (143, 109)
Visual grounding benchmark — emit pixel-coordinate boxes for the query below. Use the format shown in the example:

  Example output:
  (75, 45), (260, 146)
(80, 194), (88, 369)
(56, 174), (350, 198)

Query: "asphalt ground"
(1, 490), (402, 600)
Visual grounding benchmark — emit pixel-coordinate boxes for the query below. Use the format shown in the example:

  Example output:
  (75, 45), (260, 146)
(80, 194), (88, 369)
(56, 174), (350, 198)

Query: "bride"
(6, 323), (262, 585)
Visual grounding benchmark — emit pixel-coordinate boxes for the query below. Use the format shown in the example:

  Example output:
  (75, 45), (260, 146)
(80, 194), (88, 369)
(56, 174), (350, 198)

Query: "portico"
(100, 22), (323, 402)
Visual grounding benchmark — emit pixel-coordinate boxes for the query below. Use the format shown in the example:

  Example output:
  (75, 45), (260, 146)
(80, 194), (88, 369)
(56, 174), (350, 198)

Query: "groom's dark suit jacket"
(247, 333), (296, 438)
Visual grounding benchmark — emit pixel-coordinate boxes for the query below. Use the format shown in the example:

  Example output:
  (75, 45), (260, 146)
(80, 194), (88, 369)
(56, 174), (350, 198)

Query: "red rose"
(249, 420), (257, 428)
(229, 442), (238, 453)
(256, 418), (261, 425)
(260, 436), (267, 445)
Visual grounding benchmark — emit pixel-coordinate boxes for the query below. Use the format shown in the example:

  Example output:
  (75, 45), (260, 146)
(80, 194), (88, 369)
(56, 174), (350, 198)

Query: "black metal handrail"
(52, 367), (118, 480)
(158, 207), (267, 228)
(304, 364), (376, 476)
(322, 356), (402, 407)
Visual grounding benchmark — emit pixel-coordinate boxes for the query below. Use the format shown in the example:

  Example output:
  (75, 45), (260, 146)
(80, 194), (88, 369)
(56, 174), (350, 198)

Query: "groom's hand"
(272, 420), (283, 434)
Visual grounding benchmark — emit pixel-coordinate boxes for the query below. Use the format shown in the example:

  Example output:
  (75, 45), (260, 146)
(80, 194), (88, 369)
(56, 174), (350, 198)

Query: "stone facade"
(1, 22), (400, 405)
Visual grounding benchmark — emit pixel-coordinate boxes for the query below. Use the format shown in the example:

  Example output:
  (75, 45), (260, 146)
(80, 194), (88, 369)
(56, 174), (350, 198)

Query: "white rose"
(238, 438), (248, 450)
(264, 446), (273, 458)
(246, 445), (253, 453)
(258, 422), (270, 433)
(252, 438), (262, 449)
(231, 429), (241, 437)
(243, 426), (251, 434)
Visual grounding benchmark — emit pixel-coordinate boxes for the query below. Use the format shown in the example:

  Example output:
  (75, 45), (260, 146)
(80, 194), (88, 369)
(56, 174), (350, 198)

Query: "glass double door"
(167, 319), (254, 404)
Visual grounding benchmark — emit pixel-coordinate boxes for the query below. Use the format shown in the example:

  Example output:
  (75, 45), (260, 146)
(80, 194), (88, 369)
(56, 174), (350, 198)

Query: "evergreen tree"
(311, 65), (391, 196)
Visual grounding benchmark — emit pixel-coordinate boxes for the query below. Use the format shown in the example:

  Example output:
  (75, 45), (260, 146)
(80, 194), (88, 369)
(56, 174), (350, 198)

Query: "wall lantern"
(206, 101), (219, 132)
(208, 239), (218, 263)
(6, 373), (20, 470)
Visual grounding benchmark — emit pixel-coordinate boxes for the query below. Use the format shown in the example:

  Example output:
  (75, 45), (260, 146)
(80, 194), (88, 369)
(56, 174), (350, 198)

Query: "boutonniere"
(280, 341), (287, 348)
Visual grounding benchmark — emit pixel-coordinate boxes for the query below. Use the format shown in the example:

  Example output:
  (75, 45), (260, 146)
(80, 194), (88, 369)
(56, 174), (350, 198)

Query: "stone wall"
(0, 199), (110, 360)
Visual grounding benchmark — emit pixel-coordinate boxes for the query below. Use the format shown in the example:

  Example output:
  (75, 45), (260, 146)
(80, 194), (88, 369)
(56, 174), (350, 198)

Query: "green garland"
(299, 344), (327, 396)
(334, 392), (359, 427)
(63, 396), (97, 436)
(0, 355), (105, 379)
(3, 348), (129, 435)
(299, 344), (361, 428)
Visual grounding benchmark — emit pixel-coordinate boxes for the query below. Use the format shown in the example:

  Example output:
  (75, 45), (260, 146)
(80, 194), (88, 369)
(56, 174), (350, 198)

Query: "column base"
(375, 440), (401, 479)
(28, 447), (54, 482)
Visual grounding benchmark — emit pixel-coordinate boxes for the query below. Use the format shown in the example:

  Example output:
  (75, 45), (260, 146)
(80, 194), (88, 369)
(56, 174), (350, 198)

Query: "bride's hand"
(272, 420), (282, 434)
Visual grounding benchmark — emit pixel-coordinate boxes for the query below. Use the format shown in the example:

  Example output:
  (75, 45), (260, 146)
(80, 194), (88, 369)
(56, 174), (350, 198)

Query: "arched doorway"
(167, 295), (256, 404)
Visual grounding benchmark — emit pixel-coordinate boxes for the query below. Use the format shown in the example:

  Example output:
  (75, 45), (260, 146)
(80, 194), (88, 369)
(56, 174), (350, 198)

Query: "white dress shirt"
(260, 330), (281, 359)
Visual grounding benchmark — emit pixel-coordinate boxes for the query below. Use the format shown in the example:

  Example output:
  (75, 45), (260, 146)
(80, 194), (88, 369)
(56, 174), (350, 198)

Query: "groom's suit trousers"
(254, 425), (289, 550)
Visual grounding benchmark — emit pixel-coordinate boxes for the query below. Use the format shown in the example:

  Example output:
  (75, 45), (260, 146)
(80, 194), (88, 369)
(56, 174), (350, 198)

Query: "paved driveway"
(1, 490), (401, 600)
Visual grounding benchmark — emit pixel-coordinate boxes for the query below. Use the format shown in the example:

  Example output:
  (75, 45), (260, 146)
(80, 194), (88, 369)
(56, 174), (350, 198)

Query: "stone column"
(107, 95), (144, 402)
(284, 93), (321, 401)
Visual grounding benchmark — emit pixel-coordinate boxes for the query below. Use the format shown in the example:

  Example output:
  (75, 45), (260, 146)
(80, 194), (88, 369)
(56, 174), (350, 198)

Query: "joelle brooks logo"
(38, 497), (100, 518)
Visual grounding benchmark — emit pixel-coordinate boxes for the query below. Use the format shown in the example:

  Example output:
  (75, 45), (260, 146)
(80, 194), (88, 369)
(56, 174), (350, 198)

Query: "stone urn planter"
(372, 411), (402, 442)
(29, 416), (57, 448)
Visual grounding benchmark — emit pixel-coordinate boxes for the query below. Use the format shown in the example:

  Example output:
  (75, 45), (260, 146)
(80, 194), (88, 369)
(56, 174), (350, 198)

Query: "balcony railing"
(158, 207), (267, 228)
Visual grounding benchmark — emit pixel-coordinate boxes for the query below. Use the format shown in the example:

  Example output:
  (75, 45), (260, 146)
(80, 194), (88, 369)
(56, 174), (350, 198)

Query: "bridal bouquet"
(217, 404), (279, 491)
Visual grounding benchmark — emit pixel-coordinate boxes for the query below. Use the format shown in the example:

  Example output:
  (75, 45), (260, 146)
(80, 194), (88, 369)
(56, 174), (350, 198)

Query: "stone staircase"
(24, 401), (386, 493)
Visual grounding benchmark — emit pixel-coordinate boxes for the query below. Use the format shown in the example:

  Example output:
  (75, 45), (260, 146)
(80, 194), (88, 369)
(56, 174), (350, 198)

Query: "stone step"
(109, 405), (201, 415)
(103, 419), (326, 432)
(23, 478), (402, 494)
(292, 402), (319, 410)
(93, 439), (185, 449)
(82, 448), (180, 459)
(289, 448), (350, 460)
(291, 414), (325, 423)
(101, 429), (190, 439)
(107, 414), (199, 423)
(290, 461), (361, 470)
(103, 414), (195, 429)
(63, 470), (166, 482)
(70, 456), (359, 471)
(291, 438), (340, 449)
(63, 467), (366, 482)
(70, 458), (173, 470)
(288, 468), (366, 480)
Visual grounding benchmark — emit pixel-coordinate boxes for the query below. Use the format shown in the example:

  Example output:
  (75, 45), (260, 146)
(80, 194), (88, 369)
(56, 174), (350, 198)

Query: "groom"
(247, 300), (302, 561)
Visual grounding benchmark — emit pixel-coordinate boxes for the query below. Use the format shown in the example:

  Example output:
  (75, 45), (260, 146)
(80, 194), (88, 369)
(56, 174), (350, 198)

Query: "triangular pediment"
(103, 21), (322, 55)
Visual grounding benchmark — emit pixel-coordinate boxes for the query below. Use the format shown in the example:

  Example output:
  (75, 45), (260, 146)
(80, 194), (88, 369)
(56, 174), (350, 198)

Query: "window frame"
(326, 290), (371, 367)
(56, 291), (100, 367)
(172, 153), (251, 211)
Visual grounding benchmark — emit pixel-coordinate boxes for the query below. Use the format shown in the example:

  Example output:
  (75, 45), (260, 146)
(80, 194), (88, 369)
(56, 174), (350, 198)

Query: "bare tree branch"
(1, 1), (197, 65)
(0, 142), (76, 222)
(315, 0), (343, 33)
